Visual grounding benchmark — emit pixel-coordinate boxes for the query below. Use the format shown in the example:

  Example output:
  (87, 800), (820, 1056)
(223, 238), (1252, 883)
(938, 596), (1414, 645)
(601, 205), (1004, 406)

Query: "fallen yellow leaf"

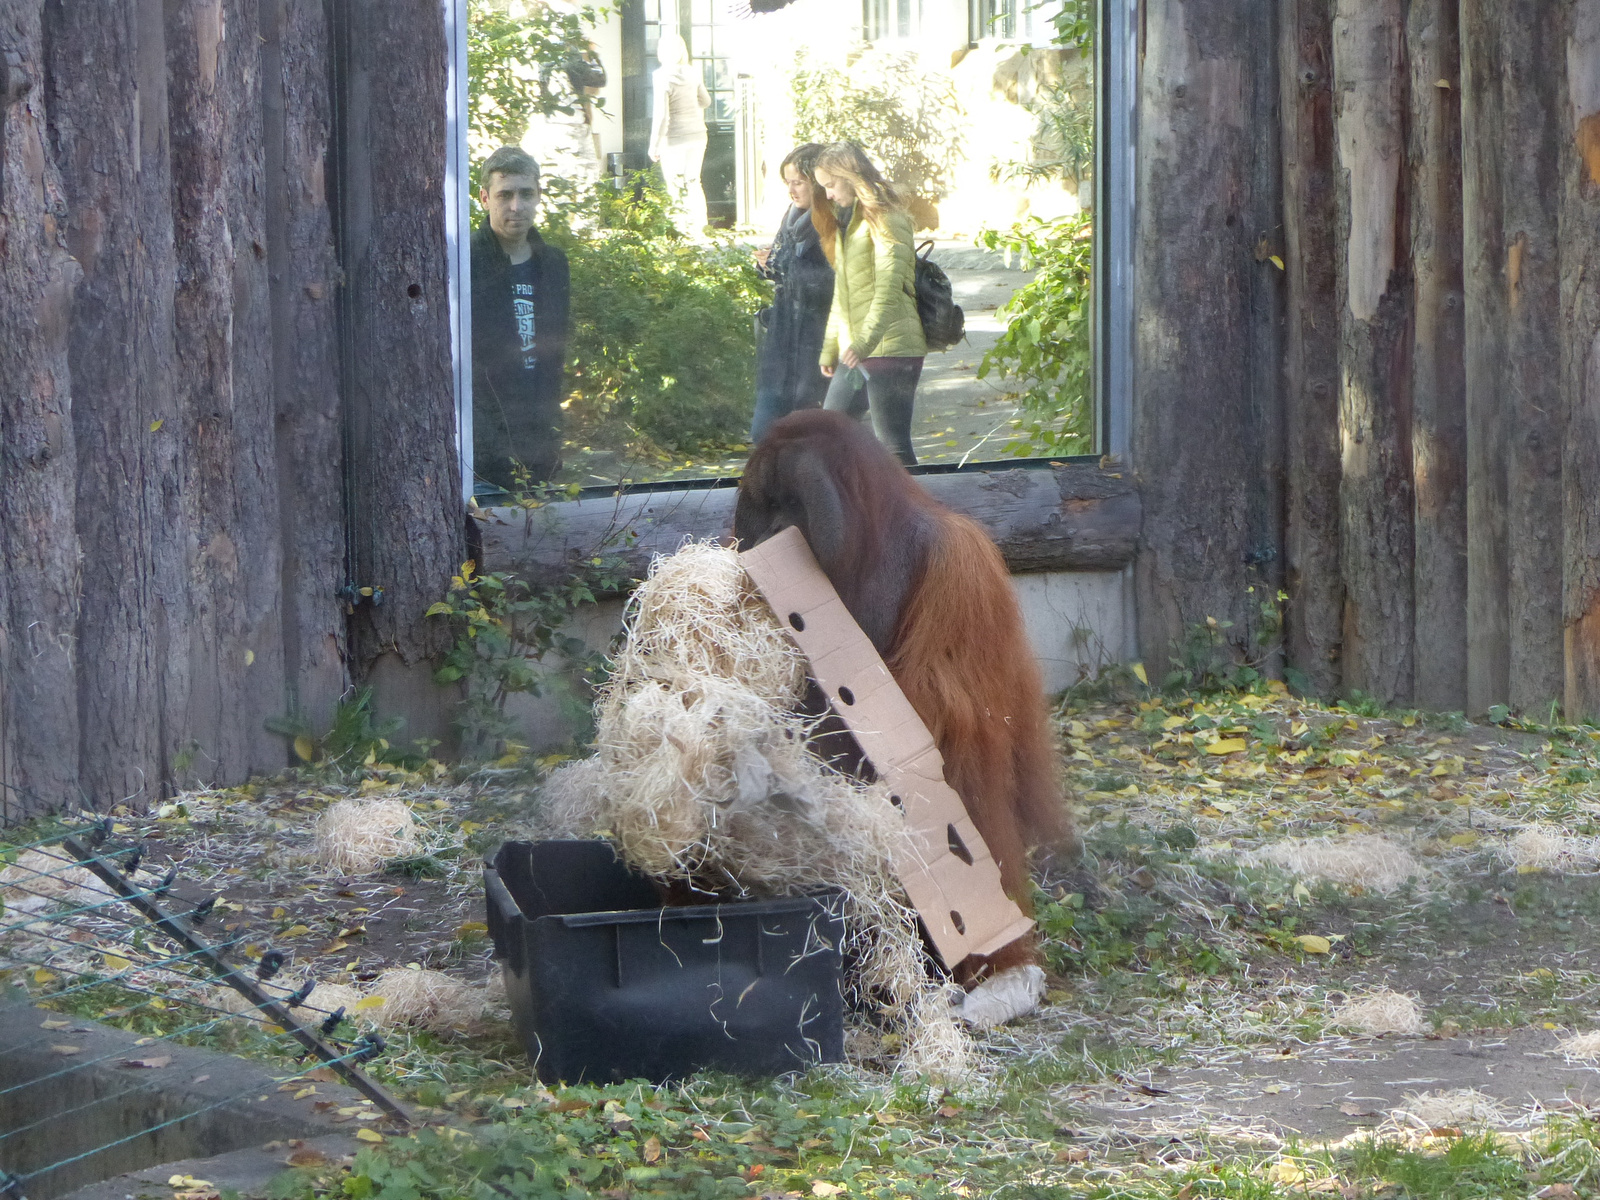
(103, 953), (131, 972)
(642, 1135), (662, 1163)
(353, 996), (386, 1011)
(1130, 662), (1149, 686)
(1206, 738), (1248, 755)
(354, 1128), (385, 1143)
(293, 736), (316, 763)
(812, 1184), (846, 1198)
(1294, 935), (1332, 954)
(282, 924), (312, 938)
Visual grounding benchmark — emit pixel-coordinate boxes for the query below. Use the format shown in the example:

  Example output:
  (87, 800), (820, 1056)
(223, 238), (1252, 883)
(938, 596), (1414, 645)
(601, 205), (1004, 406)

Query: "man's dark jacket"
(471, 222), (570, 491)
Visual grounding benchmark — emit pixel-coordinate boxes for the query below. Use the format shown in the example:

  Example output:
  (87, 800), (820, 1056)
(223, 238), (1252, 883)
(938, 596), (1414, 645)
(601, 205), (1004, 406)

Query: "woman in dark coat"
(750, 144), (837, 443)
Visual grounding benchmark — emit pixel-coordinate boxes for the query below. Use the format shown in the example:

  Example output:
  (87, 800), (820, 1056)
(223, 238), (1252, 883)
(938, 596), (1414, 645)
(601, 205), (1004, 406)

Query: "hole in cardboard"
(949, 910), (966, 935)
(406, 283), (422, 299)
(837, 685), (855, 706)
(788, 612), (805, 631)
(889, 794), (902, 809)
(946, 824), (974, 865)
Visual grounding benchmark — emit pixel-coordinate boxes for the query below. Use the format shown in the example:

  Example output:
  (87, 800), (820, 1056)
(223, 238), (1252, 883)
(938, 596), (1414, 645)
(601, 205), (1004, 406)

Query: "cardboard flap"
(740, 526), (1033, 968)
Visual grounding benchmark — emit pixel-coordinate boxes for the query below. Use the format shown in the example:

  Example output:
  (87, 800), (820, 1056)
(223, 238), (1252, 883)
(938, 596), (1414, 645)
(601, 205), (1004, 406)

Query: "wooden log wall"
(1136, 0), (1600, 720)
(0, 0), (459, 820)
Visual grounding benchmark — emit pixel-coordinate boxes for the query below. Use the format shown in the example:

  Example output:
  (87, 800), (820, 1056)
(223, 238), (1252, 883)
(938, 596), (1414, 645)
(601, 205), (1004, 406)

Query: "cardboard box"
(740, 527), (1034, 967)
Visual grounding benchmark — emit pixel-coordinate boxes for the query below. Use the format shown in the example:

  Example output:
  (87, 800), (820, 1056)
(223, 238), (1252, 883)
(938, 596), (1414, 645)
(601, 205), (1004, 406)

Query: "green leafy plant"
(427, 553), (629, 759)
(975, 212), (1093, 457)
(1048, 0), (1095, 50)
(541, 174), (770, 453)
(467, 1), (605, 148)
(266, 688), (423, 774)
(1161, 589), (1288, 695)
(789, 47), (964, 208)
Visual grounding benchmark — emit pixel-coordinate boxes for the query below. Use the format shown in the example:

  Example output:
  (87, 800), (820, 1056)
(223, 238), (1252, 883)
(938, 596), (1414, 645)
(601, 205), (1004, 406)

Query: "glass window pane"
(467, 0), (1100, 491)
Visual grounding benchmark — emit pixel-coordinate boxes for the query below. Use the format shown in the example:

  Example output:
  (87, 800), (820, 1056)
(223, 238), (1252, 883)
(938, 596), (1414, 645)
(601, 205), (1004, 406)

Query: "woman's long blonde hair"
(656, 31), (691, 71)
(782, 143), (840, 266)
(815, 142), (904, 241)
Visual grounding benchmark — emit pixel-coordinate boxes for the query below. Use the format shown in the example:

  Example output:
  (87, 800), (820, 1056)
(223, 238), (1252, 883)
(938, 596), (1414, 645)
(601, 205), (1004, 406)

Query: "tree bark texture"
(47, 0), (184, 809)
(1500, 1), (1567, 714)
(333, 0), (461, 677)
(166, 0), (290, 786)
(1278, 0), (1344, 696)
(1563, 0), (1600, 719)
(1459, 0), (1509, 714)
(1133, 0), (1284, 676)
(262, 0), (348, 736)
(0, 2), (82, 820)
(1332, 0), (1414, 705)
(1133, 0), (1600, 720)
(1405, 0), (1466, 710)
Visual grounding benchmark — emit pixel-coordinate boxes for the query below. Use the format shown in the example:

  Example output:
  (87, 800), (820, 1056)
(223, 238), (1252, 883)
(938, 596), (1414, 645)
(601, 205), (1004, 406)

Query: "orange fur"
(889, 514), (1070, 983)
(735, 409), (1075, 987)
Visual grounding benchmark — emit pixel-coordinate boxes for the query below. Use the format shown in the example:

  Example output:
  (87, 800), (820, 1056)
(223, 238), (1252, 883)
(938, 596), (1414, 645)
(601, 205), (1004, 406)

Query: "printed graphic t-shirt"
(510, 258), (538, 370)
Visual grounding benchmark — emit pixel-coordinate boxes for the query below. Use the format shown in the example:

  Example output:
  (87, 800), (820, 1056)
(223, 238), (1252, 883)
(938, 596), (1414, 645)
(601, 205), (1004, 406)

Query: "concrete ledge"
(0, 1000), (384, 1199)
(64, 1135), (357, 1200)
(476, 462), (1140, 592)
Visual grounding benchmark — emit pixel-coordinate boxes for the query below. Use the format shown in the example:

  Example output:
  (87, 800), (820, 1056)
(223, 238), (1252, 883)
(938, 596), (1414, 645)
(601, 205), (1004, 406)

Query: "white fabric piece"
(658, 139), (708, 235)
(957, 964), (1046, 1029)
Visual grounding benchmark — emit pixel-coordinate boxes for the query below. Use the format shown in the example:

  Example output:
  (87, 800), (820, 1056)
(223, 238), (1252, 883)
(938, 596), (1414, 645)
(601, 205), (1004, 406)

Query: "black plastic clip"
(256, 950), (286, 981)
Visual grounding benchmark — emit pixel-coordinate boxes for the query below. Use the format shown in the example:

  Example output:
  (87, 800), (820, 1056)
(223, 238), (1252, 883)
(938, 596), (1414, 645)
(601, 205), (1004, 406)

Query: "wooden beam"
(1333, 0), (1416, 705)
(476, 465), (1141, 593)
(1407, 0), (1468, 710)
(1563, 0), (1600, 720)
(1461, 0), (1510, 714)
(1500, 0), (1566, 714)
(1132, 0), (1284, 671)
(1279, 0), (1345, 696)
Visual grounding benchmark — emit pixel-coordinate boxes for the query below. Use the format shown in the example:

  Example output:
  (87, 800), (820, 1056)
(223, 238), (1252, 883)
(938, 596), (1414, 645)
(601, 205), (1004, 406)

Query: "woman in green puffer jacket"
(814, 142), (927, 465)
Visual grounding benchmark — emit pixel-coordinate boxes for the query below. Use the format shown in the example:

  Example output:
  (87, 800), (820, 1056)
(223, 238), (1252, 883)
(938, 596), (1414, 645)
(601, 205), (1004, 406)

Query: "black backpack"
(910, 240), (964, 352)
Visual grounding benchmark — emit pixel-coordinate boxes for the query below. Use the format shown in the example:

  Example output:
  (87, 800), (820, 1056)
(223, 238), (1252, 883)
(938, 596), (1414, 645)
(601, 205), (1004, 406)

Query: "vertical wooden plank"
(0, 0), (82, 817)
(1501, 1), (1567, 715)
(1406, 0), (1467, 710)
(223, 0), (292, 774)
(1332, 0), (1415, 704)
(1563, 0), (1600, 720)
(1279, 0), (1344, 696)
(48, 0), (184, 810)
(332, 0), (460, 733)
(1133, 0), (1284, 674)
(263, 0), (349, 737)
(165, 0), (288, 784)
(1460, 0), (1509, 714)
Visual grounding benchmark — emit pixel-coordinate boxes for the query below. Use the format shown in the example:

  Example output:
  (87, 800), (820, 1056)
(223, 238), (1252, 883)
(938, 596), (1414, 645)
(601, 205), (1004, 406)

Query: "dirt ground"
(9, 681), (1600, 1195)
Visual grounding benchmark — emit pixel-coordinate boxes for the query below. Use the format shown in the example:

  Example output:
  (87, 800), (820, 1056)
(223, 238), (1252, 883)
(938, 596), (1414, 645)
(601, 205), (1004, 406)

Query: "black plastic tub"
(484, 840), (846, 1084)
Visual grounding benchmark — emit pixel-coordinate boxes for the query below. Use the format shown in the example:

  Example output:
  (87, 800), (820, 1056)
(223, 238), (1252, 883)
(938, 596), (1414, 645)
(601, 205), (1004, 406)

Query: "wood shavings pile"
(1247, 834), (1422, 893)
(1396, 1088), (1507, 1128)
(0, 847), (115, 931)
(1501, 824), (1600, 874)
(540, 541), (969, 1078)
(314, 798), (420, 874)
(1330, 988), (1426, 1036)
(367, 966), (485, 1030)
(1558, 1030), (1600, 1059)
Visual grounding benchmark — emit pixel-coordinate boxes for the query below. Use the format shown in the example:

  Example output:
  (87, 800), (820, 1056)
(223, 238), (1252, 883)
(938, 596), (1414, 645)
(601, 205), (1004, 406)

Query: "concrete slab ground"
(0, 999), (396, 1199)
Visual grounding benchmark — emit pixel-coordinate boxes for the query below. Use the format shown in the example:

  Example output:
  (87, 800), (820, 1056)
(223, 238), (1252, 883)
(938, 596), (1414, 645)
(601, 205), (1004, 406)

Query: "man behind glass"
(472, 146), (570, 492)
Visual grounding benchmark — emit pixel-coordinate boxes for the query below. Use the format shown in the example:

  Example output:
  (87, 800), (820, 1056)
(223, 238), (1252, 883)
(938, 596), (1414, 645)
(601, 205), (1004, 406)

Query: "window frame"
(445, 0), (1136, 500)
